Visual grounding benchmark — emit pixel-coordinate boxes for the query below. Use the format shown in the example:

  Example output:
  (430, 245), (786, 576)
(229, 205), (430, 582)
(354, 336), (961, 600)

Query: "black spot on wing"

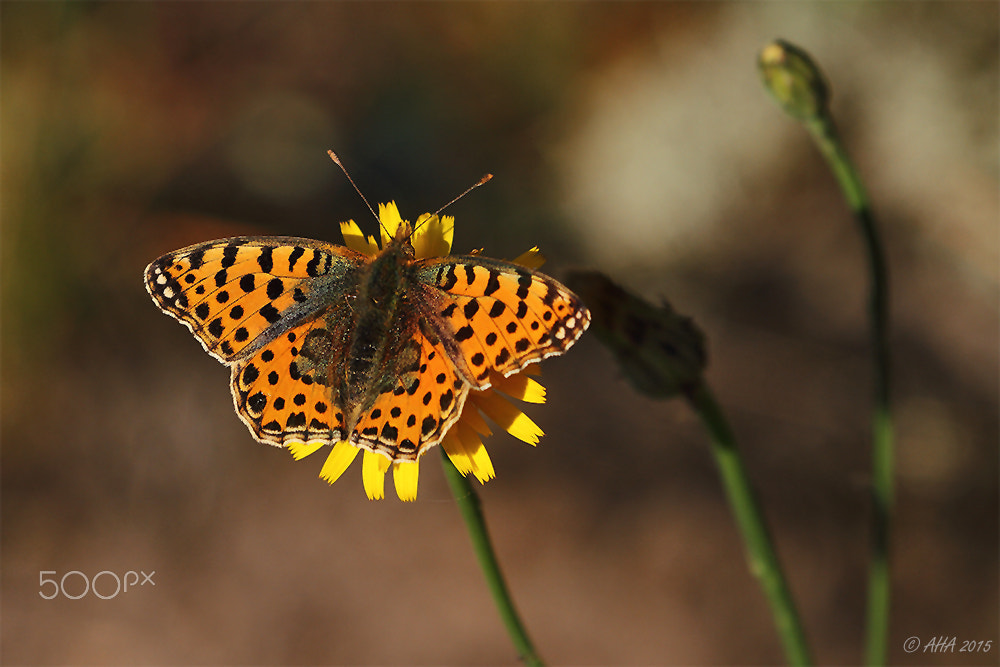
(484, 270), (501, 296)
(257, 246), (274, 273)
(515, 272), (532, 299)
(266, 278), (284, 300)
(260, 304), (281, 323)
(288, 246), (305, 271)
(441, 266), (458, 290)
(221, 245), (239, 268)
(188, 248), (207, 270)
(306, 249), (327, 277)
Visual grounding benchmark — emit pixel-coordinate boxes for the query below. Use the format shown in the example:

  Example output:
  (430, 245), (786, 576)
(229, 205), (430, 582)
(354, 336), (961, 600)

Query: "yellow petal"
(470, 391), (544, 446)
(287, 440), (325, 460)
(378, 202), (402, 247)
(392, 460), (420, 502)
(340, 220), (380, 255)
(489, 373), (546, 404)
(411, 213), (454, 258)
(457, 422), (496, 483)
(362, 449), (391, 500)
(457, 400), (493, 436)
(439, 215), (455, 253)
(442, 431), (474, 476)
(512, 247), (546, 269)
(443, 426), (495, 483)
(319, 441), (361, 484)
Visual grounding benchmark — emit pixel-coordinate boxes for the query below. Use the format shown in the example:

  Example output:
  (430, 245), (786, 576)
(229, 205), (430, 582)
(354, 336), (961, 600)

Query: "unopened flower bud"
(565, 271), (706, 398)
(758, 39), (830, 122)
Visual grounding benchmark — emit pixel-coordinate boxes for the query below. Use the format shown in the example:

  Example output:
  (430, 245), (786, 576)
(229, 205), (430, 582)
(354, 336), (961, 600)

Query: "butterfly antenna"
(328, 150), (383, 231)
(411, 173), (494, 236)
(434, 173), (493, 219)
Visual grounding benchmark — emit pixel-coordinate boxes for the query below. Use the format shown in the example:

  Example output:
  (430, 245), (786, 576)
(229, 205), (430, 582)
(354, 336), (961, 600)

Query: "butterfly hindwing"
(347, 328), (470, 461)
(230, 316), (353, 448)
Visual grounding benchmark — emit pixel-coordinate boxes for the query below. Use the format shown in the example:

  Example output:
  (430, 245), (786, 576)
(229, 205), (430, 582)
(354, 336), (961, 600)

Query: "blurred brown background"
(2, 2), (996, 665)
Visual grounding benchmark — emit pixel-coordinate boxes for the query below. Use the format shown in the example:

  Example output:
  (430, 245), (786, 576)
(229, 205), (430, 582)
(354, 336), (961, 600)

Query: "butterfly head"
(388, 219), (417, 258)
(327, 150), (484, 262)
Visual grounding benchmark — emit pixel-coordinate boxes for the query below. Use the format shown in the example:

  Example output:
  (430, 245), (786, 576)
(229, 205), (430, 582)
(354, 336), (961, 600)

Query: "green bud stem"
(808, 114), (893, 667)
(759, 39), (894, 667)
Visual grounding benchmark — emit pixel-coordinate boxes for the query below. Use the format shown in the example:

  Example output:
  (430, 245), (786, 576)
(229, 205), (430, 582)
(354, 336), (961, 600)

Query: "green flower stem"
(804, 114), (894, 667)
(686, 380), (812, 666)
(760, 40), (894, 663)
(441, 449), (544, 666)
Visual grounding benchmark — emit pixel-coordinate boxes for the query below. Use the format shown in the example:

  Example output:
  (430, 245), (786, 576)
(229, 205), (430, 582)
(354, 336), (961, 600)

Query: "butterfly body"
(308, 225), (461, 447)
(146, 216), (589, 463)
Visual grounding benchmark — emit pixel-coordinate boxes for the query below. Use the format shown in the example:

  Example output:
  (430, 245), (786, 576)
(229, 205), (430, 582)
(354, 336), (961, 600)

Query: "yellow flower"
(289, 202), (551, 501)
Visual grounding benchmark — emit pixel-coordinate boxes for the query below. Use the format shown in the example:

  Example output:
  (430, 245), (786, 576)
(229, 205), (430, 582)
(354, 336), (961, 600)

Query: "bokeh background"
(3, 2), (997, 665)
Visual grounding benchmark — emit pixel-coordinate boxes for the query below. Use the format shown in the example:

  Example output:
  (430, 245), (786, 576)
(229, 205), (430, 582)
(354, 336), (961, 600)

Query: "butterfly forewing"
(144, 237), (365, 362)
(415, 256), (591, 388)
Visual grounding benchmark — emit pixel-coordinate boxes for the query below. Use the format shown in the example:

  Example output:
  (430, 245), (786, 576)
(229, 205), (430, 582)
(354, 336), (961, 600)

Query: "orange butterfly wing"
(145, 237), (365, 448)
(346, 327), (470, 461)
(145, 237), (364, 363)
(414, 256), (591, 388)
(230, 318), (347, 447)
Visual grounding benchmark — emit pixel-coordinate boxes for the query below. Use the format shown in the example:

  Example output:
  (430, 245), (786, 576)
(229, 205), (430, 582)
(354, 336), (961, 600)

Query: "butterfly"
(144, 203), (590, 468)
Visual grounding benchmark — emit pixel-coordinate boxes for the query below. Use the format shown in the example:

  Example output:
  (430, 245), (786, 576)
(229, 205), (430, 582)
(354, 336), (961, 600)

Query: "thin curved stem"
(806, 115), (893, 667)
(686, 380), (813, 666)
(441, 449), (543, 666)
